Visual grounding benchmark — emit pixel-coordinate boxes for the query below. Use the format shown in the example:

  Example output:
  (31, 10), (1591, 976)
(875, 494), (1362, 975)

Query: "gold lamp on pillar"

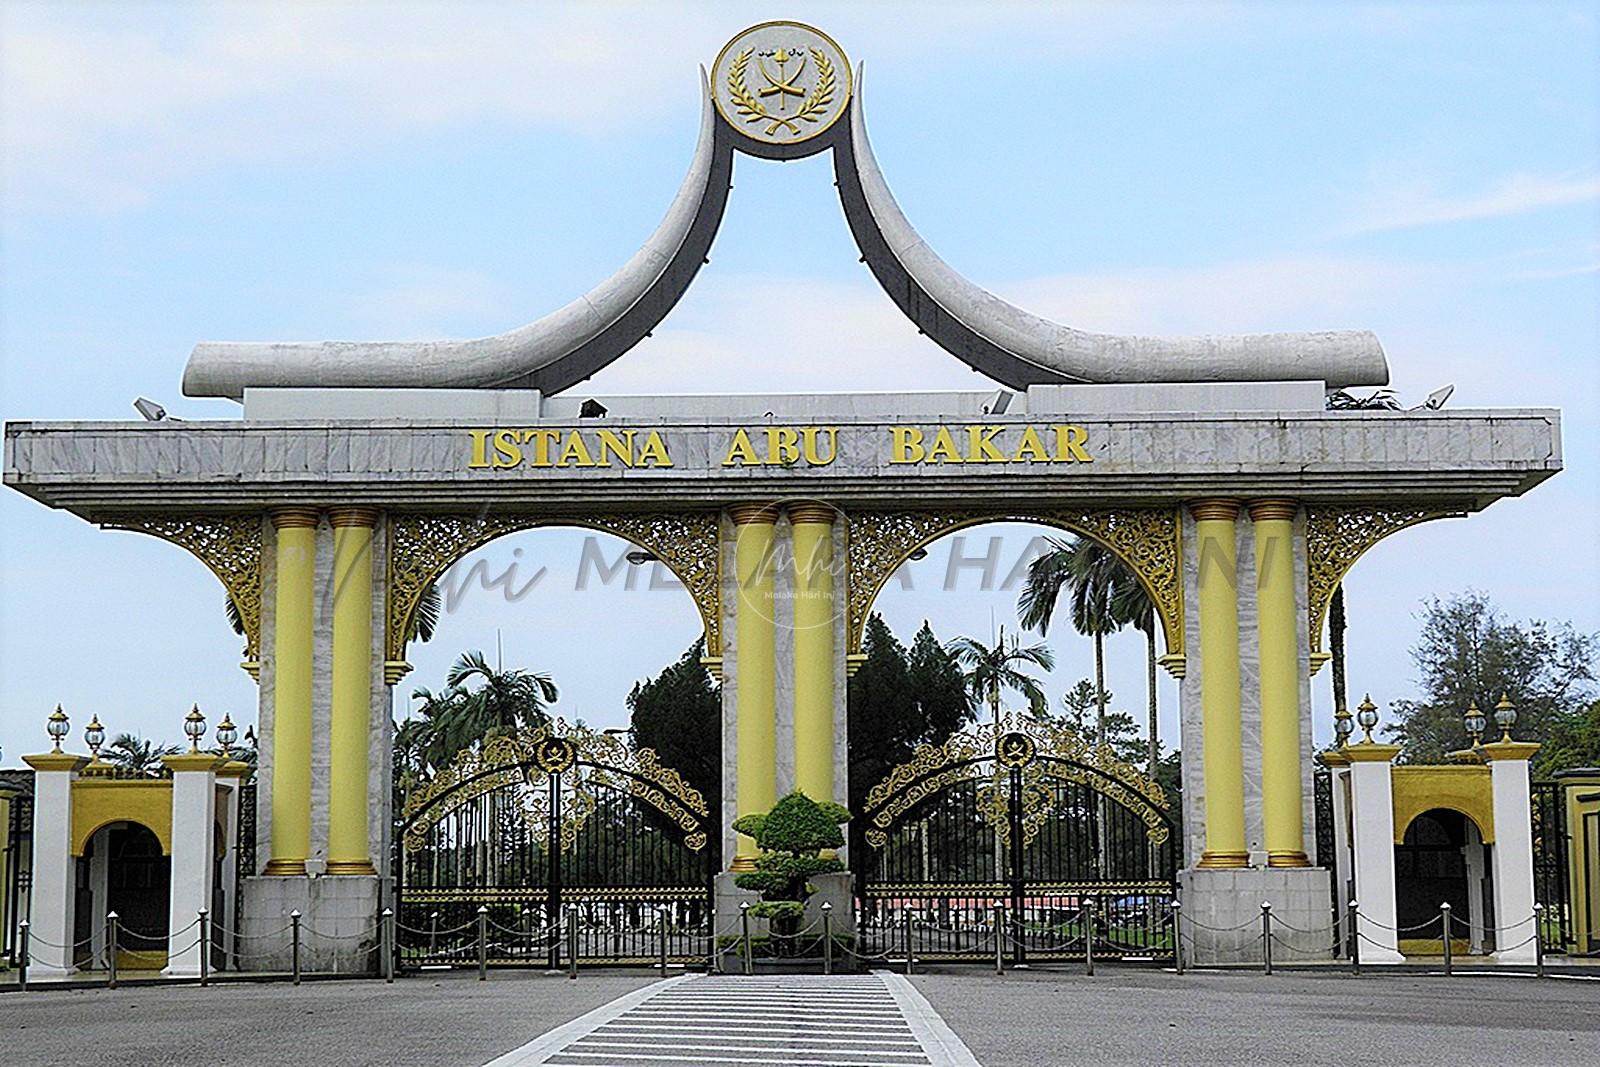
(84, 714), (106, 762)
(183, 704), (207, 753)
(1493, 694), (1518, 742)
(1355, 694), (1380, 743)
(46, 705), (70, 752)
(215, 714), (238, 757)
(1333, 703), (1354, 747)
(1463, 702), (1487, 746)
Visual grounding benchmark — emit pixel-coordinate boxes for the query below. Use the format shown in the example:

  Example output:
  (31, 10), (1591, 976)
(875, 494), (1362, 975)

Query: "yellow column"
(1251, 499), (1309, 867)
(327, 506), (378, 875)
(789, 504), (836, 805)
(266, 507), (317, 876)
(730, 504), (778, 871)
(1192, 499), (1248, 869)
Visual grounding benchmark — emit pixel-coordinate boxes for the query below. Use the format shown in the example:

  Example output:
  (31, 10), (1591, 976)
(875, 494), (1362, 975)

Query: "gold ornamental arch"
(844, 507), (1186, 673)
(385, 511), (721, 680)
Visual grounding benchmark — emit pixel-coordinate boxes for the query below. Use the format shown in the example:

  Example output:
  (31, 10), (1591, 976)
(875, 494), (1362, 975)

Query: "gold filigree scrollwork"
(844, 508), (1184, 665)
(104, 515), (264, 673)
(1304, 504), (1461, 656)
(861, 719), (1171, 850)
(386, 511), (722, 671)
(400, 719), (709, 854)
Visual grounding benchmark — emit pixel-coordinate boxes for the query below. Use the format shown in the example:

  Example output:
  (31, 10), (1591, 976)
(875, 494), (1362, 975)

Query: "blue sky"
(1, 2), (1596, 763)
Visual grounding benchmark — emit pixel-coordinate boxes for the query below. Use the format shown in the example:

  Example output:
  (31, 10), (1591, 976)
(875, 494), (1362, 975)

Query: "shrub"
(733, 791), (849, 953)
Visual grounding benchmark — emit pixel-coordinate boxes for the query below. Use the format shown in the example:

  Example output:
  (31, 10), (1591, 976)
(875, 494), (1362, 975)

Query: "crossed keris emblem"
(727, 45), (838, 137)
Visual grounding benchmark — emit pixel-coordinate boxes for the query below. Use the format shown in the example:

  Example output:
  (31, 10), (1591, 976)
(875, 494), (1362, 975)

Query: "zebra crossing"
(483, 972), (980, 1067)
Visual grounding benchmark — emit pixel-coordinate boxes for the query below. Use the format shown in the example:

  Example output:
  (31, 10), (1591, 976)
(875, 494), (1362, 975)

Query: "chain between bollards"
(993, 901), (1004, 976)
(1440, 902), (1452, 977)
(198, 908), (211, 987)
(1172, 899), (1185, 975)
(291, 910), (302, 986)
(107, 911), (120, 989)
(381, 908), (395, 984)
(1348, 900), (1361, 976)
(739, 902), (753, 976)
(1261, 902), (1273, 976)
(822, 902), (834, 975)
(476, 906), (488, 981)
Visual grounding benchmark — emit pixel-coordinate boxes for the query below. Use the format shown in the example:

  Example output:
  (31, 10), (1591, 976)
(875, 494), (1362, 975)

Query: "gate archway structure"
(856, 719), (1177, 965)
(396, 720), (713, 968)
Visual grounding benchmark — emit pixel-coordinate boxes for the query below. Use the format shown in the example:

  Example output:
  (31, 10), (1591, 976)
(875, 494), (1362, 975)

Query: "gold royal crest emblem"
(712, 22), (852, 146)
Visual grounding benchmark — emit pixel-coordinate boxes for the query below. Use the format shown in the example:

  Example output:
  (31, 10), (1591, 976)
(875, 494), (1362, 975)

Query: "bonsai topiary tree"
(733, 791), (849, 949)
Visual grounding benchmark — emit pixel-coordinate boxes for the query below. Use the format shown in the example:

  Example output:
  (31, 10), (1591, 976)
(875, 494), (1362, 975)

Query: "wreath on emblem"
(727, 46), (837, 137)
(533, 736), (577, 774)
(996, 731), (1037, 768)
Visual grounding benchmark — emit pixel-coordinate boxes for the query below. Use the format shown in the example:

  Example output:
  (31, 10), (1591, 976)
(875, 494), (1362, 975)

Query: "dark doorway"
(1395, 808), (1490, 947)
(107, 824), (171, 962)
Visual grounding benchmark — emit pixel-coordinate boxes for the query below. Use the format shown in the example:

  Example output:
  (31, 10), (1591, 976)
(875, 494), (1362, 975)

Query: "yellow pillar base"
(1267, 850), (1311, 868)
(1196, 851), (1250, 869)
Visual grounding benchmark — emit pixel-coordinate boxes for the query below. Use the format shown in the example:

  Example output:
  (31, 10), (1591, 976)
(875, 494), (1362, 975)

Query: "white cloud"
(1342, 171), (1600, 234)
(0, 2), (1233, 214)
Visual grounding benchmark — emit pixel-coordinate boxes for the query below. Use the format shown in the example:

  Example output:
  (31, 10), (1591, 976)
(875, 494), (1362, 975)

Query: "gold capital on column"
(730, 503), (779, 871)
(1250, 498), (1309, 867)
(264, 507), (318, 876)
(789, 503), (837, 808)
(1189, 499), (1248, 869)
(327, 505), (378, 875)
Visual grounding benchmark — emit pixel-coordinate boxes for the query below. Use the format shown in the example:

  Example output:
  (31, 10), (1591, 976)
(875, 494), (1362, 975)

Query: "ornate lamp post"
(1355, 694), (1379, 743)
(1493, 694), (1518, 742)
(84, 714), (106, 762)
(1333, 703), (1355, 747)
(46, 705), (70, 752)
(1462, 702), (1486, 747)
(183, 705), (207, 753)
(215, 714), (238, 757)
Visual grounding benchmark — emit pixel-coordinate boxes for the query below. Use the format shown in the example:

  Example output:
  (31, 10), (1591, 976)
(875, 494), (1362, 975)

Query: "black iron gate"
(395, 722), (713, 968)
(856, 722), (1177, 964)
(1531, 779), (1571, 955)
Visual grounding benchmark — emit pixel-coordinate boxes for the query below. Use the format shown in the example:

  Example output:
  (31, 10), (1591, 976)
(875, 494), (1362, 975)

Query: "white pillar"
(1342, 743), (1405, 964)
(163, 754), (224, 976)
(21, 753), (89, 975)
(1324, 754), (1354, 951)
(1482, 740), (1541, 963)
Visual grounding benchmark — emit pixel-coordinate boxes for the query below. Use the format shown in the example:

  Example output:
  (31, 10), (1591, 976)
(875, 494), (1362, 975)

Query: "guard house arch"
(77, 821), (172, 970)
(1394, 807), (1493, 952)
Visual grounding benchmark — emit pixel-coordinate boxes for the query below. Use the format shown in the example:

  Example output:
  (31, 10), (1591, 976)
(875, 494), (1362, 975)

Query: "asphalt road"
(2, 967), (1596, 1067)
(912, 966), (1600, 1067)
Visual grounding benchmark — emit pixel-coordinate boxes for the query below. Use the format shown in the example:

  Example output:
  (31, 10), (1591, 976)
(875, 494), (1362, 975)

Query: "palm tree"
(446, 650), (559, 742)
(1329, 583), (1349, 721)
(1018, 536), (1133, 748)
(945, 628), (1055, 728)
(105, 732), (181, 776)
(1111, 576), (1161, 779)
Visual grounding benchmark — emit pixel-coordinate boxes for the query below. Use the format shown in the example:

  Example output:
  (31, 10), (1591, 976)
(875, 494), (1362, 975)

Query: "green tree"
(1052, 680), (1146, 767)
(907, 621), (973, 743)
(1538, 699), (1600, 774)
(104, 733), (181, 776)
(1386, 591), (1597, 769)
(445, 649), (559, 741)
(628, 637), (723, 852)
(946, 626), (1054, 726)
(733, 792), (849, 952)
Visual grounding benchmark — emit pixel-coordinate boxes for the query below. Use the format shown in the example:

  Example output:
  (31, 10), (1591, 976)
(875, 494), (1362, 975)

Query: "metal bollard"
(199, 908), (211, 987)
(382, 908), (395, 984)
(658, 906), (670, 976)
(476, 906), (489, 981)
(1261, 902), (1273, 976)
(1083, 899), (1095, 977)
(1172, 899), (1185, 976)
(904, 913), (914, 976)
(428, 910), (439, 959)
(993, 902), (1004, 976)
(1533, 904), (1546, 978)
(1349, 901), (1360, 976)
(822, 902), (834, 975)
(291, 910), (302, 986)
(18, 921), (30, 991)
(1440, 903), (1452, 977)
(567, 905), (578, 980)
(107, 911), (120, 989)
(739, 902), (753, 976)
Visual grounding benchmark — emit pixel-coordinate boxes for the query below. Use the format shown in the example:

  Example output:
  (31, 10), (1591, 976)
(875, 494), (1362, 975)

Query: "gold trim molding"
(1304, 504), (1461, 659)
(844, 508), (1184, 666)
(386, 511), (722, 668)
(104, 515), (264, 675)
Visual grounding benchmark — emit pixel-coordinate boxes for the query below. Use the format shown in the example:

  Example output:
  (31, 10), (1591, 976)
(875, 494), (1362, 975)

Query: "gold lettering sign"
(467, 428), (675, 469)
(889, 424), (1093, 465)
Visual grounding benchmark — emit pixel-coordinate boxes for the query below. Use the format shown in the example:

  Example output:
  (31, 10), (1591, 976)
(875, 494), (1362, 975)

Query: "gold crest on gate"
(712, 22), (852, 146)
